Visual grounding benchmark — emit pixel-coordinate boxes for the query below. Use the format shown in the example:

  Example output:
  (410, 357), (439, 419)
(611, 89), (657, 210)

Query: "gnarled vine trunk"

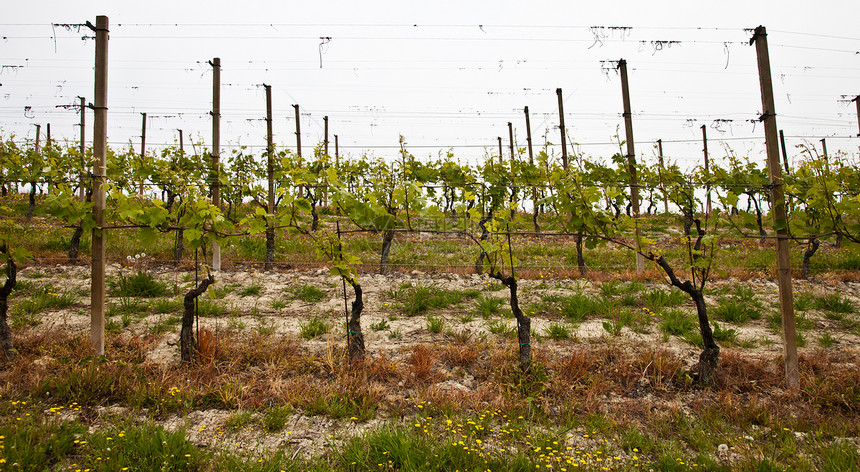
(801, 238), (820, 280)
(654, 256), (719, 385)
(0, 248), (17, 361)
(379, 229), (395, 274)
(474, 216), (490, 274)
(490, 271), (531, 372)
(26, 182), (36, 219)
(575, 232), (586, 276)
(264, 223), (275, 271)
(346, 279), (365, 361)
(180, 274), (215, 363)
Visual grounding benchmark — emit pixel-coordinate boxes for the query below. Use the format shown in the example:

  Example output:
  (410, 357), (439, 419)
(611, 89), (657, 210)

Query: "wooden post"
(139, 112), (146, 195)
(751, 25), (798, 389)
(820, 138), (829, 169)
(779, 129), (790, 174)
(293, 104), (302, 158)
(701, 124), (711, 215)
(323, 115), (329, 207)
(294, 104), (302, 197)
(210, 57), (221, 271)
(79, 96), (86, 202)
(854, 96), (860, 136)
(508, 122), (515, 161)
(497, 137), (503, 165)
(264, 84), (275, 271)
(334, 134), (339, 170)
(178, 129), (183, 152)
(46, 123), (51, 148)
(90, 15), (109, 356)
(524, 106), (533, 164)
(556, 88), (569, 170)
(619, 59), (645, 273)
(657, 139), (668, 214)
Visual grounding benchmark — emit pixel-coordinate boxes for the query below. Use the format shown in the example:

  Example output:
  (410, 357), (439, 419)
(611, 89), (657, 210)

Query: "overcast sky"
(2, 0), (858, 170)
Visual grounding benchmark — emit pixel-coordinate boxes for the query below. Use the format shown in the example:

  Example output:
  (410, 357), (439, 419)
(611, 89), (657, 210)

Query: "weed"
(814, 293), (855, 314)
(485, 320), (516, 337)
(239, 283), (263, 297)
(149, 314), (181, 335)
(388, 328), (402, 339)
(544, 323), (570, 340)
(713, 297), (762, 324)
(299, 316), (329, 339)
(111, 271), (169, 297)
(794, 291), (816, 311)
(557, 293), (612, 322)
(197, 299), (225, 317)
(475, 295), (506, 318)
(226, 410), (255, 430)
(818, 332), (836, 348)
(151, 297), (181, 314)
(426, 315), (444, 333)
(261, 405), (293, 432)
(660, 308), (696, 338)
(600, 280), (622, 297)
(643, 288), (686, 310)
(270, 297), (288, 310)
(712, 322), (739, 344)
(370, 319), (390, 331)
(459, 313), (475, 323)
(294, 284), (328, 303)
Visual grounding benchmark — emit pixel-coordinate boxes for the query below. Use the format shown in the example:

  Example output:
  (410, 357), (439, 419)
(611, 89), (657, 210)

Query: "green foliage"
(660, 308), (697, 338)
(425, 315), (444, 333)
(813, 293), (855, 314)
(543, 322), (571, 340)
(643, 288), (687, 311)
(475, 295), (506, 318)
(261, 405), (293, 433)
(111, 271), (169, 298)
(299, 316), (329, 339)
(238, 283), (263, 297)
(293, 284), (328, 303)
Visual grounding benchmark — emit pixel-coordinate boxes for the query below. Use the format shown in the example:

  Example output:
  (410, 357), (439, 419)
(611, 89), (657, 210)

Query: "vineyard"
(1, 14), (860, 472)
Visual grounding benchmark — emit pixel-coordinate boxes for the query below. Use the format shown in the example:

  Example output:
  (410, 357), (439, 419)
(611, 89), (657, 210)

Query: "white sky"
(1, 0), (859, 169)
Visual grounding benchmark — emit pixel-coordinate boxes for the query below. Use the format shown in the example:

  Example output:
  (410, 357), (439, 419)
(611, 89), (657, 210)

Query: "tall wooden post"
(524, 106), (533, 164)
(46, 123), (51, 147)
(497, 137), (503, 165)
(210, 57), (221, 270)
(294, 104), (302, 196)
(508, 122), (515, 161)
(178, 129), (183, 152)
(752, 25), (798, 389)
(294, 104), (302, 158)
(90, 15), (109, 356)
(854, 96), (860, 136)
(264, 84), (275, 271)
(619, 59), (645, 273)
(334, 134), (339, 170)
(701, 125), (711, 215)
(323, 115), (329, 207)
(556, 88), (569, 170)
(779, 129), (790, 174)
(139, 112), (146, 195)
(657, 139), (668, 214)
(820, 138), (829, 169)
(79, 96), (86, 201)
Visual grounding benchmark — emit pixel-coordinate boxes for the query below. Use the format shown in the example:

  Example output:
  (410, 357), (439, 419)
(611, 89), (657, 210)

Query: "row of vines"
(1, 129), (858, 383)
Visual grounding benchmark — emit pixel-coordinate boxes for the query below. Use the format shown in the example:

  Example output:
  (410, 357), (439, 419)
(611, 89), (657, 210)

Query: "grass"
(813, 293), (856, 314)
(554, 293), (613, 322)
(261, 405), (293, 432)
(239, 283), (263, 297)
(713, 297), (762, 324)
(426, 315), (444, 333)
(293, 284), (328, 303)
(299, 316), (329, 339)
(544, 322), (571, 340)
(475, 295), (506, 318)
(660, 308), (697, 338)
(400, 284), (480, 317)
(110, 271), (170, 298)
(642, 288), (687, 311)
(370, 319), (390, 331)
